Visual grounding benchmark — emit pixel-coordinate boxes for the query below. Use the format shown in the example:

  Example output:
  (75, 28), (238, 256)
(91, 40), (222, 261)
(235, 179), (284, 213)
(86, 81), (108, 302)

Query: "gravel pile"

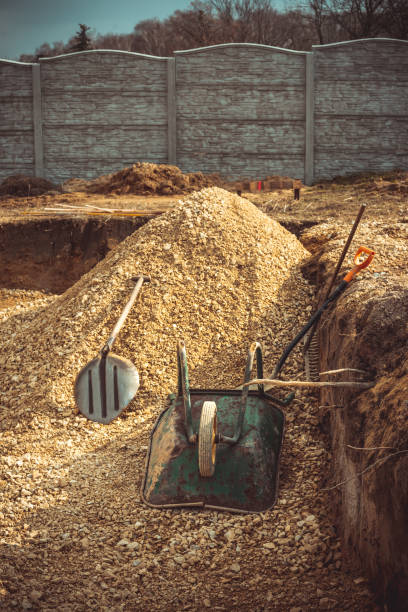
(0, 290), (54, 324)
(0, 188), (377, 610)
(1, 187), (312, 426)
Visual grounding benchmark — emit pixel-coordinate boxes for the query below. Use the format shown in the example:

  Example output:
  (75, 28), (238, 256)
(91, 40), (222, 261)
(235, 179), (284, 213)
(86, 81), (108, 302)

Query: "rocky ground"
(1, 171), (407, 611)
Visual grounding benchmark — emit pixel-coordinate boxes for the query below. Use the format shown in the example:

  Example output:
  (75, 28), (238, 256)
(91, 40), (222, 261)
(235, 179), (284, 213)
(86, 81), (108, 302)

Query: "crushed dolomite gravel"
(0, 188), (378, 610)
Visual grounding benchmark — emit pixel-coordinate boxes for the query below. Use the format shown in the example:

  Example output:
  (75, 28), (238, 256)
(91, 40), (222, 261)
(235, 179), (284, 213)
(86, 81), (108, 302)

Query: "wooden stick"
(243, 378), (374, 389)
(84, 203), (116, 213)
(320, 368), (368, 376)
(304, 202), (367, 354)
(347, 444), (395, 451)
(50, 203), (84, 209)
(42, 208), (87, 214)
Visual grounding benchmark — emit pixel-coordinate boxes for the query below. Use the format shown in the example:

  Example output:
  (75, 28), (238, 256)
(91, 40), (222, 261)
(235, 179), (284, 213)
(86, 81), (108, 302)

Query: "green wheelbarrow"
(142, 340), (291, 513)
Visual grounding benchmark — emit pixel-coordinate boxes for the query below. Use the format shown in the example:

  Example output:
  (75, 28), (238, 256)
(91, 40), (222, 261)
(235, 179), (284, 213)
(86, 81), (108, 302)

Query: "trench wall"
(0, 39), (407, 185)
(319, 279), (408, 611)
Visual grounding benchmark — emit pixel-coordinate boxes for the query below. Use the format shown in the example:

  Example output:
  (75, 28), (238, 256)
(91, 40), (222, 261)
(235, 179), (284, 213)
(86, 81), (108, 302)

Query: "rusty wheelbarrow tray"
(141, 342), (290, 513)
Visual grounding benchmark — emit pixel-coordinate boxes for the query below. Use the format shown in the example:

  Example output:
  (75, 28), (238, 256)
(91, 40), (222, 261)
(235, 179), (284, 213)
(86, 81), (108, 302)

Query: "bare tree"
(167, 6), (219, 49)
(131, 19), (173, 55)
(305, 0), (405, 41)
(19, 40), (66, 62)
(308, 0), (327, 43)
(383, 0), (408, 39)
(96, 33), (134, 52)
(335, 0), (387, 38)
(18, 0), (406, 64)
(208, 0), (236, 40)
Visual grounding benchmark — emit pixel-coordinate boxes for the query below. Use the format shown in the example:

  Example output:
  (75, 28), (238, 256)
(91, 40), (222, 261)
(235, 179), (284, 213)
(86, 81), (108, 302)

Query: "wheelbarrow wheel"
(198, 401), (217, 477)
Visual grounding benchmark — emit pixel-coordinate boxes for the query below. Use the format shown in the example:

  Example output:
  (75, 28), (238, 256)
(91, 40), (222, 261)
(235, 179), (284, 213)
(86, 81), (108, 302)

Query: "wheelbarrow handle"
(343, 246), (375, 283)
(102, 275), (150, 354)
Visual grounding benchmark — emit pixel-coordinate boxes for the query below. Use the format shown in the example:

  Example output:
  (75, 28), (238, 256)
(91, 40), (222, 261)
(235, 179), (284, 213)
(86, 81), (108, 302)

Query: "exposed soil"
(0, 171), (407, 611)
(67, 162), (224, 196)
(0, 163), (298, 201)
(0, 217), (147, 293)
(302, 227), (408, 610)
(1, 167), (407, 225)
(0, 175), (57, 198)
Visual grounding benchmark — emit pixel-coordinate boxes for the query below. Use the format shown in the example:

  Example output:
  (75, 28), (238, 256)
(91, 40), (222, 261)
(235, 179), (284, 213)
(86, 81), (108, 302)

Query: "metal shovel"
(74, 275), (150, 424)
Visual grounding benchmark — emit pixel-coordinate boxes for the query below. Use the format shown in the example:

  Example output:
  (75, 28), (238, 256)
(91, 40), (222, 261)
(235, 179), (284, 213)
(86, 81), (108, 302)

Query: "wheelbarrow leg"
(177, 340), (196, 444)
(221, 342), (264, 445)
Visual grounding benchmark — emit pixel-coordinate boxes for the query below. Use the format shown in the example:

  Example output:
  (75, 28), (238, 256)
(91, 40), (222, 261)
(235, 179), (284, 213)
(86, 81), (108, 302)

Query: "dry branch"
(320, 368), (368, 376)
(243, 378), (374, 390)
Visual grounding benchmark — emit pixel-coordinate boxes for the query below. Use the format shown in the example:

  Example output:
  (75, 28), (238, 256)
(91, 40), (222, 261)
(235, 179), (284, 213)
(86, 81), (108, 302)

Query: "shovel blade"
(75, 353), (140, 424)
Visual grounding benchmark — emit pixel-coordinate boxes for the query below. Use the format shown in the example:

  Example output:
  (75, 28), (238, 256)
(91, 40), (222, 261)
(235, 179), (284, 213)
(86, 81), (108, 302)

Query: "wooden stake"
(243, 378), (374, 390)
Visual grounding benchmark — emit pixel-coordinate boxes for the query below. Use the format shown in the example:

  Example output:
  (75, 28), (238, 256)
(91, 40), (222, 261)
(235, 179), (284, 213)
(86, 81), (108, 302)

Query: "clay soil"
(0, 169), (408, 611)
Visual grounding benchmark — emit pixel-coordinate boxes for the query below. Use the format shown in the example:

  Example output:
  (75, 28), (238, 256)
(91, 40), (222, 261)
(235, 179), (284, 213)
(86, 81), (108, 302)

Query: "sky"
(0, 0), (197, 60)
(1, 0), (289, 61)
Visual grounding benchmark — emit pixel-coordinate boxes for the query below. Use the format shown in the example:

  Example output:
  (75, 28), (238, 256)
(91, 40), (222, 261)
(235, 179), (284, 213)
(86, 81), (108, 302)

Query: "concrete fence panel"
(313, 39), (408, 181)
(0, 60), (35, 180)
(39, 50), (169, 184)
(175, 44), (308, 182)
(0, 40), (407, 186)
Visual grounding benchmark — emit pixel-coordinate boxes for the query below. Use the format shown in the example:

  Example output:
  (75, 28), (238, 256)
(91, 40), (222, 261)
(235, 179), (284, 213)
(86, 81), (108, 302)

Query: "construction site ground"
(1, 168), (407, 224)
(1, 169), (407, 611)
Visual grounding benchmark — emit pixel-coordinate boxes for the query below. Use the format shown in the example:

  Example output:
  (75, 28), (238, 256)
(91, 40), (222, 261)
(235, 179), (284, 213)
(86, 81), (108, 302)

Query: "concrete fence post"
(32, 63), (44, 178)
(167, 57), (177, 165)
(305, 52), (315, 186)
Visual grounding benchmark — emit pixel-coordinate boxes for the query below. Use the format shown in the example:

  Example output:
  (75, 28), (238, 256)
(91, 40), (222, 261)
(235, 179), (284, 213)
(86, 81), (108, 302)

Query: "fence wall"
(40, 51), (169, 182)
(175, 45), (308, 181)
(0, 39), (407, 186)
(313, 39), (408, 180)
(0, 61), (35, 178)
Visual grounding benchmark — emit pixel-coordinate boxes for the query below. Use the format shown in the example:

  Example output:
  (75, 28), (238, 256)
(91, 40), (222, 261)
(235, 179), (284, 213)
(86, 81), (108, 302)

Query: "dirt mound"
(85, 162), (223, 195)
(0, 175), (57, 197)
(59, 167), (299, 197)
(0, 187), (311, 426)
(318, 169), (408, 192)
(59, 177), (91, 193)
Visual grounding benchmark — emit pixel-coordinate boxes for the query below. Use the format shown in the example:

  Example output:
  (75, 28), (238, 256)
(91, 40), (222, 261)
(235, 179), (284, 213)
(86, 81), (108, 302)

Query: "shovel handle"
(102, 275), (150, 354)
(343, 247), (375, 283)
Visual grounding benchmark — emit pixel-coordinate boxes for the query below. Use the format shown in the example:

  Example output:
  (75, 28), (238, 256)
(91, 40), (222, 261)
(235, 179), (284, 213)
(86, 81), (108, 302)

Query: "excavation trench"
(300, 225), (408, 612)
(0, 216), (318, 294)
(0, 217), (147, 293)
(1, 208), (407, 611)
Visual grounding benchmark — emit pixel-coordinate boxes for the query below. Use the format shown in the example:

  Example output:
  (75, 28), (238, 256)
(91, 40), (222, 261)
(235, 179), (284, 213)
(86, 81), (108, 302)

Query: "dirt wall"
(0, 217), (144, 293)
(320, 279), (408, 610)
(303, 227), (408, 611)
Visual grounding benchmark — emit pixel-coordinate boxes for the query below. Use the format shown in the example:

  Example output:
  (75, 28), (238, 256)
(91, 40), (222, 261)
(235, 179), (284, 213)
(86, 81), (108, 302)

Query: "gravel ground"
(0, 188), (379, 610)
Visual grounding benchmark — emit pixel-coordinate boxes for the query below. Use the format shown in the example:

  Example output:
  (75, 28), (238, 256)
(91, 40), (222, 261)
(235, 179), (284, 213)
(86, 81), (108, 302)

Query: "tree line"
(19, 0), (408, 62)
